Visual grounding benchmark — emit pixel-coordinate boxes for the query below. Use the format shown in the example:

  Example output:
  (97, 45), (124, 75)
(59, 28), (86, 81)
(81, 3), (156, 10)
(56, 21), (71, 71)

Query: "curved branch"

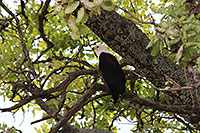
(35, 97), (112, 133)
(0, 96), (35, 112)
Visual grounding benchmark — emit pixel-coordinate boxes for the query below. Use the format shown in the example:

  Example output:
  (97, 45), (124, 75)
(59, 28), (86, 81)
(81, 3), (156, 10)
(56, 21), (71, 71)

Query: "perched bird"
(93, 45), (126, 103)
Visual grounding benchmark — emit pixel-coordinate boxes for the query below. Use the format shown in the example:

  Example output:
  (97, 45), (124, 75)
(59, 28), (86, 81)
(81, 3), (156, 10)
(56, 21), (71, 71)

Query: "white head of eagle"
(93, 45), (126, 104)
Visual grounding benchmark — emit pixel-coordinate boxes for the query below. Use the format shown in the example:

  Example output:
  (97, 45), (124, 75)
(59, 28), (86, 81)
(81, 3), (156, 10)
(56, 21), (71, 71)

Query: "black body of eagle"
(93, 45), (126, 104)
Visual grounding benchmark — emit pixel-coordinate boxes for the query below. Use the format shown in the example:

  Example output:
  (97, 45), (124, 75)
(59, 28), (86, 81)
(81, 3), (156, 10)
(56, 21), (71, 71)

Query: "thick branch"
(0, 96), (35, 112)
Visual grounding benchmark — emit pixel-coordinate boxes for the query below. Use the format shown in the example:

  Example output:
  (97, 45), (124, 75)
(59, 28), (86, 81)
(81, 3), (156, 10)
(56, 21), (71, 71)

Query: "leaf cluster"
(147, 0), (200, 69)
(54, 0), (113, 40)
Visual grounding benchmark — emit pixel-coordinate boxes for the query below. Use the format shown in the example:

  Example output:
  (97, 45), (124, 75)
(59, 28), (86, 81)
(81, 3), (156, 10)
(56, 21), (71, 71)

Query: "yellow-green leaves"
(54, 0), (114, 40)
(150, 40), (161, 56)
(197, 57), (200, 72)
(146, 0), (200, 68)
(71, 31), (80, 40)
(68, 13), (90, 40)
(68, 17), (79, 32)
(79, 24), (90, 35)
(68, 14), (90, 40)
(81, 11), (88, 23)
(76, 7), (85, 24)
(65, 1), (80, 14)
(82, 1), (96, 9)
(176, 44), (184, 62)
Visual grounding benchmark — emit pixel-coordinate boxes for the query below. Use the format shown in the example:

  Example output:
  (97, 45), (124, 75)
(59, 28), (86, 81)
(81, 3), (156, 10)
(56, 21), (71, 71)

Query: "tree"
(0, 0), (200, 132)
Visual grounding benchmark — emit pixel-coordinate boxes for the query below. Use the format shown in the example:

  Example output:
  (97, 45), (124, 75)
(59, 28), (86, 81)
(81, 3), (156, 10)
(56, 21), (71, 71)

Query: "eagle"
(93, 45), (126, 103)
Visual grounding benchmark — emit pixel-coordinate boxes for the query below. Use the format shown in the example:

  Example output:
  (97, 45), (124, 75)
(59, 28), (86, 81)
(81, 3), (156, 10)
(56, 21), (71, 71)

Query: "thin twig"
(174, 114), (194, 133)
(158, 86), (194, 91)
(31, 116), (52, 125)
(123, 99), (152, 116)
(109, 106), (127, 131)
(113, 3), (159, 27)
(164, 74), (181, 88)
(130, 70), (195, 91)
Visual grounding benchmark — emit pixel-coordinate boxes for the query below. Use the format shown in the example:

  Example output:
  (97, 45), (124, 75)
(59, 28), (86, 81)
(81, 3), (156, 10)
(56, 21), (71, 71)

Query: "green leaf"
(161, 22), (169, 28)
(79, 24), (90, 35)
(76, 7), (85, 24)
(101, 0), (113, 11)
(81, 12), (88, 23)
(86, 53), (94, 60)
(176, 44), (184, 61)
(151, 40), (160, 56)
(163, 86), (170, 90)
(167, 37), (180, 46)
(187, 32), (196, 37)
(146, 37), (156, 49)
(82, 1), (96, 9)
(185, 42), (199, 48)
(65, 1), (80, 14)
(179, 16), (186, 22)
(166, 29), (178, 36)
(71, 31), (80, 40)
(183, 48), (191, 61)
(68, 17), (79, 32)
(182, 30), (187, 39)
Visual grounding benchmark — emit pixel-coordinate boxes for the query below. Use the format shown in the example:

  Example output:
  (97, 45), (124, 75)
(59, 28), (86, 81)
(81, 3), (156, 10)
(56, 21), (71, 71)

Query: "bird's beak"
(92, 47), (98, 57)
(93, 46), (98, 50)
